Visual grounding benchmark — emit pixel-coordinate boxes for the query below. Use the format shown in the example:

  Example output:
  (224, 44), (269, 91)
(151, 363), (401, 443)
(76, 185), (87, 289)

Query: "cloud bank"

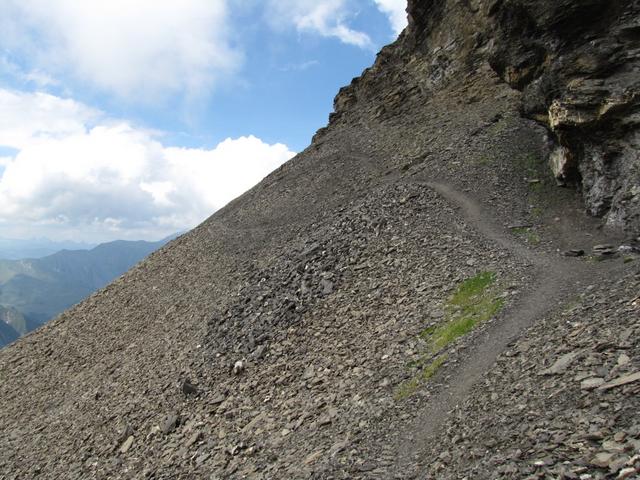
(0, 0), (240, 99)
(1, 1), (407, 101)
(0, 89), (99, 149)
(0, 90), (295, 241)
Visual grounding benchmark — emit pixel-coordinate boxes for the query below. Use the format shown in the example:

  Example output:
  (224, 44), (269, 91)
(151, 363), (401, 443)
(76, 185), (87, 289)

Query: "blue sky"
(0, 0), (407, 242)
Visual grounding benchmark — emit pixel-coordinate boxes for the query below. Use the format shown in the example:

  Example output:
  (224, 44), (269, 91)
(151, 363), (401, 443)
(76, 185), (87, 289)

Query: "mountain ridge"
(0, 237), (95, 260)
(0, 235), (177, 341)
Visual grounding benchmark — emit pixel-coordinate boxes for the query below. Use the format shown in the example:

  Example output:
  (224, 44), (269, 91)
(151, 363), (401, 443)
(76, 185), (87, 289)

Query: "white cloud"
(0, 90), (295, 242)
(0, 89), (99, 149)
(279, 60), (320, 72)
(372, 0), (407, 35)
(266, 0), (372, 48)
(0, 0), (240, 99)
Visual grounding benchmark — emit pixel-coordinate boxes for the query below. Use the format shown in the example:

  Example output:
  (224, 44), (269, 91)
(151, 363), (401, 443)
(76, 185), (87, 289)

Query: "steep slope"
(422, 268), (640, 479)
(0, 236), (175, 330)
(0, 1), (638, 479)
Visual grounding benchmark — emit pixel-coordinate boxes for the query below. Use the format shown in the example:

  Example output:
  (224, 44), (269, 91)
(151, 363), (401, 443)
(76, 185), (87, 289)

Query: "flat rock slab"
(598, 372), (640, 391)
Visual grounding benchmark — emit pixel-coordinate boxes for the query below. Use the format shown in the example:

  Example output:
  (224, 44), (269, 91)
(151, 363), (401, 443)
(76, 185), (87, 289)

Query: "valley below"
(0, 237), (174, 347)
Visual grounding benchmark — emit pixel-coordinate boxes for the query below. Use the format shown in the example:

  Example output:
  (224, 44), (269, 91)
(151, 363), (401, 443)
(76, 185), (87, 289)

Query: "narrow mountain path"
(382, 180), (615, 477)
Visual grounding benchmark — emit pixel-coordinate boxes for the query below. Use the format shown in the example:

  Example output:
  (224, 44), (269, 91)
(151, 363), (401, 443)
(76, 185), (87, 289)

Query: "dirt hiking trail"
(381, 180), (627, 477)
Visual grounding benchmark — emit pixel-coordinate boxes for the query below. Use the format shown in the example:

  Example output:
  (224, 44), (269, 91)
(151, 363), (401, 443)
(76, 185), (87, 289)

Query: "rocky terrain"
(0, 0), (638, 479)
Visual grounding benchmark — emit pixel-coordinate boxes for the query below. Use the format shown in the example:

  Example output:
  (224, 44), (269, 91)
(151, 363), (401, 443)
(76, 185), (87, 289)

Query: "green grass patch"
(423, 272), (504, 353)
(449, 271), (496, 306)
(395, 355), (447, 400)
(396, 272), (505, 400)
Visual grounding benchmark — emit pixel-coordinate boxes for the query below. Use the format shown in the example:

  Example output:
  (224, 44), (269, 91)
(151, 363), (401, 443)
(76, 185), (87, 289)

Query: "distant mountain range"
(0, 237), (96, 260)
(0, 235), (177, 347)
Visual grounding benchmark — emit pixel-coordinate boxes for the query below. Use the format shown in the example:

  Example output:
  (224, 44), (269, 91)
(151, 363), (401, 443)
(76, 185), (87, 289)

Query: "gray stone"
(541, 351), (581, 375)
(320, 279), (334, 295)
(119, 436), (134, 454)
(618, 467), (638, 479)
(186, 432), (202, 448)
(162, 413), (179, 435)
(302, 365), (315, 380)
(233, 360), (245, 375)
(581, 377), (605, 390)
(182, 379), (198, 396)
(603, 441), (627, 454)
(617, 354), (631, 367)
(598, 372), (640, 391)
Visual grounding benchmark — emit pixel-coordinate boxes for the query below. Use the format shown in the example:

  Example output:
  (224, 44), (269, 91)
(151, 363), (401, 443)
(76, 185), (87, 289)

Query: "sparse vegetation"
(449, 271), (497, 307)
(562, 297), (582, 315)
(396, 272), (505, 400)
(474, 155), (494, 166)
(395, 355), (447, 400)
(512, 227), (541, 245)
(530, 206), (544, 219)
(515, 153), (542, 178)
(528, 180), (543, 191)
(425, 271), (504, 352)
(513, 152), (571, 225)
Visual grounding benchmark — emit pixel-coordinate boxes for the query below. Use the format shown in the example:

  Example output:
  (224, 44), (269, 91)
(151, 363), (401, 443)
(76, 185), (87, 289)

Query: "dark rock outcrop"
(488, 0), (640, 231)
(330, 0), (640, 232)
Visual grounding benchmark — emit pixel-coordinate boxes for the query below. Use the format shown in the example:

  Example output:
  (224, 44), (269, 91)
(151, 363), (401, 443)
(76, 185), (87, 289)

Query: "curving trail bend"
(385, 181), (610, 477)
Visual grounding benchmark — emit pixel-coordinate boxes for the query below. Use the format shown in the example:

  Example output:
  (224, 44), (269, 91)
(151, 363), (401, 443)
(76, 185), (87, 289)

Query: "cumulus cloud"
(0, 90), (295, 241)
(266, 0), (372, 48)
(0, 89), (100, 149)
(0, 0), (240, 99)
(372, 0), (408, 35)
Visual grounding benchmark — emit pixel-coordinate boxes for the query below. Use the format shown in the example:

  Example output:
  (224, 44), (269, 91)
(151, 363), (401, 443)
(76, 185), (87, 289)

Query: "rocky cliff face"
(489, 0), (640, 231)
(330, 0), (640, 233)
(0, 1), (639, 479)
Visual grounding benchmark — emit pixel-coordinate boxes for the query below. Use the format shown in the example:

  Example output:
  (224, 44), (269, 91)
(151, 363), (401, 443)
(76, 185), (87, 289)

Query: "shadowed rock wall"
(328, 0), (640, 232)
